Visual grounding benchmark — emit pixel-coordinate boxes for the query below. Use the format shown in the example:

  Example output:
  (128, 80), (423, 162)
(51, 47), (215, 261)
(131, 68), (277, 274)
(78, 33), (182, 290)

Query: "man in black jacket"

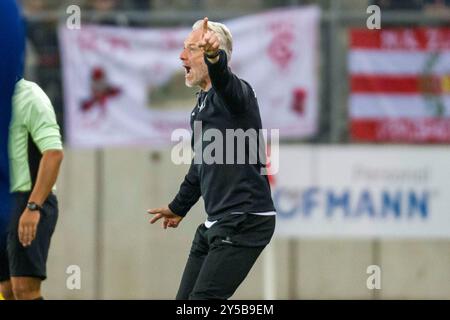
(148, 17), (276, 300)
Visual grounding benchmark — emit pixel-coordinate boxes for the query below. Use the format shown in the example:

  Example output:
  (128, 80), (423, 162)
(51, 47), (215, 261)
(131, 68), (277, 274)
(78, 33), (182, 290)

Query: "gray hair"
(192, 20), (233, 61)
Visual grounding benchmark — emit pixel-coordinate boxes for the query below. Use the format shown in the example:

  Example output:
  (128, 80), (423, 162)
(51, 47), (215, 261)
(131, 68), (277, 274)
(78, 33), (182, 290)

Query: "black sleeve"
(168, 162), (201, 217)
(205, 50), (255, 114)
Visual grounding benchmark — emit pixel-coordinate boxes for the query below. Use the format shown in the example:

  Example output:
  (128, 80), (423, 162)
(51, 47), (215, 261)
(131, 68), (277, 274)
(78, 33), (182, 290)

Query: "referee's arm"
(19, 149), (63, 247)
(26, 150), (63, 211)
(25, 88), (64, 209)
(19, 88), (63, 247)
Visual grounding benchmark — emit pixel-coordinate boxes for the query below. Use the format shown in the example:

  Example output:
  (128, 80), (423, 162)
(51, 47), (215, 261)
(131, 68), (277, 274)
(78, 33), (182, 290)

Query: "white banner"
(273, 146), (450, 238)
(59, 7), (320, 148)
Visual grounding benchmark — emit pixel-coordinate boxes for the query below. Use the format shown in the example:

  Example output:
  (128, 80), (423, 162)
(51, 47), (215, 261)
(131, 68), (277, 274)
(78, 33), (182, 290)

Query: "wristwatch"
(27, 202), (42, 212)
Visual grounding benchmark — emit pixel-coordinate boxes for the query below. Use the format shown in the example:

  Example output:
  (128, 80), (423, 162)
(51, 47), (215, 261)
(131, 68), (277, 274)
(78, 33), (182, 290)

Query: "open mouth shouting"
(184, 65), (192, 77)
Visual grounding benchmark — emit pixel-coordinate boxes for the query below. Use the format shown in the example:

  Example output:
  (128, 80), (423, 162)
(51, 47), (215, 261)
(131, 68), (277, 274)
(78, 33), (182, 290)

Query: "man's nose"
(180, 48), (187, 61)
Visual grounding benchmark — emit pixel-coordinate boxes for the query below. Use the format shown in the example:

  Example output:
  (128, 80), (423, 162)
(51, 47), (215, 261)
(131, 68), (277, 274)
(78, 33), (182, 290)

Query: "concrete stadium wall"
(44, 147), (450, 300)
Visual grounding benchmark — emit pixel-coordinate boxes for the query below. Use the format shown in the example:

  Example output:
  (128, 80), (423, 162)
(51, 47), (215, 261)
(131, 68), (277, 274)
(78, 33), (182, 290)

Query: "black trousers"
(176, 213), (275, 300)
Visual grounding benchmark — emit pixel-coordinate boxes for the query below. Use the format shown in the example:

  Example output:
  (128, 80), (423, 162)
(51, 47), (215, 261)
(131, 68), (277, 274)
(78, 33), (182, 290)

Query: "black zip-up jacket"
(168, 50), (276, 221)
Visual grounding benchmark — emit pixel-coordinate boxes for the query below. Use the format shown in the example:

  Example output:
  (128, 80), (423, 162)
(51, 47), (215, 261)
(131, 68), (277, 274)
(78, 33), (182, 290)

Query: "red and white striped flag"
(348, 28), (450, 143)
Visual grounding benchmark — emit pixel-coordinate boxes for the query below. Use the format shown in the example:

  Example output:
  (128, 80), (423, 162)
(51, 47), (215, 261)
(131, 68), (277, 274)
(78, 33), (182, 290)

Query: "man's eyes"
(186, 46), (199, 52)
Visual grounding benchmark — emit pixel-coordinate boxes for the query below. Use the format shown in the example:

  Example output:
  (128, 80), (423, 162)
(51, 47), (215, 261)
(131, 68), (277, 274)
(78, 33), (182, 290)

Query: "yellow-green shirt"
(9, 79), (63, 192)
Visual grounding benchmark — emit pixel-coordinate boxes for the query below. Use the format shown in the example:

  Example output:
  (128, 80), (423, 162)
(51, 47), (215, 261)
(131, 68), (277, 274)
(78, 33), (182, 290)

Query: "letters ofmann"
(274, 188), (430, 219)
